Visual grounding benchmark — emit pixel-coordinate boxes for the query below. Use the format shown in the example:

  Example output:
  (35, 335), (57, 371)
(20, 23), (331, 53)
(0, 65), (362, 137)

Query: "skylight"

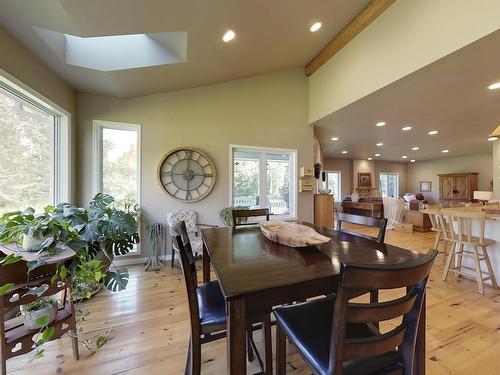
(34, 28), (187, 71)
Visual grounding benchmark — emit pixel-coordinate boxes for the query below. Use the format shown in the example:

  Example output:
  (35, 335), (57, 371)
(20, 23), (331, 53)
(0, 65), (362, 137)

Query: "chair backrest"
(166, 209), (198, 233)
(438, 209), (487, 244)
(232, 208), (270, 227)
(171, 221), (201, 331)
(425, 208), (441, 232)
(337, 212), (388, 244)
(328, 249), (438, 375)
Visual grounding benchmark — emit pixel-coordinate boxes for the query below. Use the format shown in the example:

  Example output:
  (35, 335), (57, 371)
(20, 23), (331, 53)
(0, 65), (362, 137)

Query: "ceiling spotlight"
(488, 82), (500, 90)
(402, 126), (412, 131)
(374, 153), (380, 157)
(331, 137), (339, 141)
(412, 146), (419, 150)
(402, 155), (408, 159)
(341, 150), (348, 154)
(367, 157), (373, 160)
(428, 130), (438, 135)
(222, 30), (236, 42)
(488, 137), (498, 141)
(376, 121), (386, 127)
(376, 142), (383, 147)
(410, 159), (416, 163)
(442, 149), (449, 153)
(310, 22), (322, 32)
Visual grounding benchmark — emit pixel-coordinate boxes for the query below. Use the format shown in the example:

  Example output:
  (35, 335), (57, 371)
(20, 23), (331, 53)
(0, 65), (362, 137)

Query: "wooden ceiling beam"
(305, 0), (396, 77)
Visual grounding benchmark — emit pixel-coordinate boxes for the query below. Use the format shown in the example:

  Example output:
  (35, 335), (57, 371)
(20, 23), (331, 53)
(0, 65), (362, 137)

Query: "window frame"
(324, 170), (342, 202)
(229, 144), (298, 220)
(0, 69), (72, 206)
(379, 172), (400, 198)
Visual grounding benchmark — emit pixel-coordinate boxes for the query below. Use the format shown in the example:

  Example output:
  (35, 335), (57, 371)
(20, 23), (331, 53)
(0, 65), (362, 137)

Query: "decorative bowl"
(259, 221), (331, 248)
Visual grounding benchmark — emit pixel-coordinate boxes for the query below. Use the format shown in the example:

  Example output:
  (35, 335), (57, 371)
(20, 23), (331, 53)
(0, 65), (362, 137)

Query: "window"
(379, 172), (399, 197)
(231, 145), (297, 219)
(0, 74), (70, 214)
(325, 171), (342, 201)
(93, 121), (141, 206)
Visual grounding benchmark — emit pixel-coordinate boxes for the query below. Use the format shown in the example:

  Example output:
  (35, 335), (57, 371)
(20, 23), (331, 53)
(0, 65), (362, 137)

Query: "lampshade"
(474, 191), (493, 201)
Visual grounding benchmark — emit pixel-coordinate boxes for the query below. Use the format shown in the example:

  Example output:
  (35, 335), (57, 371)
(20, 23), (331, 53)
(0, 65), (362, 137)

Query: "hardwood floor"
(7, 227), (500, 374)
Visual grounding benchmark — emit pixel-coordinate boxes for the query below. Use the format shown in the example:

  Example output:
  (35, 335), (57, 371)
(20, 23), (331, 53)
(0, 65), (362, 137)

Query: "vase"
(351, 191), (360, 203)
(22, 233), (45, 252)
(20, 301), (58, 330)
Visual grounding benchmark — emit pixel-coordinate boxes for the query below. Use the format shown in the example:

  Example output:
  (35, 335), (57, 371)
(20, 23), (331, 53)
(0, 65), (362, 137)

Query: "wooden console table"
(341, 201), (383, 218)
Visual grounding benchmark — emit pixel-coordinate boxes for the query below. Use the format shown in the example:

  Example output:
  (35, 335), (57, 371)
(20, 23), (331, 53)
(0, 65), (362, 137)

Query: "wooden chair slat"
(232, 208), (270, 227)
(337, 212), (387, 244)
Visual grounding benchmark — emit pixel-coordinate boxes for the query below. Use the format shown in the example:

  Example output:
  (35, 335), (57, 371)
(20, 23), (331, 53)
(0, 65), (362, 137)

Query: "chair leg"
(482, 245), (498, 289)
(263, 314), (273, 375)
(433, 232), (441, 251)
(456, 244), (464, 276)
(247, 329), (255, 362)
(472, 246), (484, 294)
(185, 335), (201, 375)
(276, 324), (286, 375)
(442, 243), (456, 281)
(171, 247), (176, 268)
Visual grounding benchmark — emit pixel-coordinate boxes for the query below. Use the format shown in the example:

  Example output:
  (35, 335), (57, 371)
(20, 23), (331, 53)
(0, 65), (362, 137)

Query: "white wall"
(308, 0), (500, 123)
(77, 69), (313, 233)
(407, 153), (493, 203)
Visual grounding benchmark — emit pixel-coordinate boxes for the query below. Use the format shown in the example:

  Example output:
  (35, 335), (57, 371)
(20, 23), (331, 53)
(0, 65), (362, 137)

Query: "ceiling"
(314, 29), (500, 163)
(0, 0), (371, 97)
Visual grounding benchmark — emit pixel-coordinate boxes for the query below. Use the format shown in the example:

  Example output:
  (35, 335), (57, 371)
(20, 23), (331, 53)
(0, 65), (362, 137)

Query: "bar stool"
(427, 208), (449, 259)
(440, 209), (498, 294)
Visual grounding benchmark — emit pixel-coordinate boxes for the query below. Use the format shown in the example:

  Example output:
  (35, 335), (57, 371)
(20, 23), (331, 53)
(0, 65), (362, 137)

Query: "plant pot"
(20, 300), (58, 330)
(22, 233), (45, 252)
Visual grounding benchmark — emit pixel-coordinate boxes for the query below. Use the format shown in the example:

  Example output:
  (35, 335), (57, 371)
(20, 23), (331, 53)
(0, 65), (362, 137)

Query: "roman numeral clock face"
(158, 148), (216, 202)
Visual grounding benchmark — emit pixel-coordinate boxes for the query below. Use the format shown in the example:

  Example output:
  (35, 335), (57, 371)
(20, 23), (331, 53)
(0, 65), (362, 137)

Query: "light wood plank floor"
(7, 227), (500, 374)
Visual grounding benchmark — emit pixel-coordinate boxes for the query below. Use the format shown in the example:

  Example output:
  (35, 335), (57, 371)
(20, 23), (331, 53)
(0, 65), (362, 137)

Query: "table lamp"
(473, 191), (493, 204)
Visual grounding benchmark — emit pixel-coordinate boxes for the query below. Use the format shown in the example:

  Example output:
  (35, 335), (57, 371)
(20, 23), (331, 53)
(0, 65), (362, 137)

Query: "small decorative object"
(299, 179), (314, 192)
(300, 166), (313, 177)
(20, 297), (58, 330)
(351, 190), (360, 203)
(259, 221), (331, 248)
(358, 172), (372, 187)
(321, 171), (326, 182)
(22, 233), (45, 252)
(420, 181), (432, 192)
(145, 223), (165, 271)
(318, 188), (331, 194)
(158, 147), (216, 202)
(314, 163), (321, 179)
(473, 191), (493, 205)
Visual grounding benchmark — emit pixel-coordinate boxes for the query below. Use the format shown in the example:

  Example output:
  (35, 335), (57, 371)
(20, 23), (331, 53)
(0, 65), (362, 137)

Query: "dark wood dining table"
(201, 224), (428, 375)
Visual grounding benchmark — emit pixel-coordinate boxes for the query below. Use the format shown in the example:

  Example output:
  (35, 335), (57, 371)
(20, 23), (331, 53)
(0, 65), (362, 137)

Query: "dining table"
(201, 223), (428, 375)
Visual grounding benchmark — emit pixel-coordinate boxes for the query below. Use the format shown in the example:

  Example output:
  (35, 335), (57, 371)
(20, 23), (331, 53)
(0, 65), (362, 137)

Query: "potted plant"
(219, 206), (250, 226)
(20, 297), (58, 330)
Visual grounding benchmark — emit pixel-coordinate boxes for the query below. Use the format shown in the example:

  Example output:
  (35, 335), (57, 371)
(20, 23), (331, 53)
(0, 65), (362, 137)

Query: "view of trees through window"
(233, 149), (294, 216)
(326, 171), (341, 201)
(379, 172), (399, 197)
(0, 88), (54, 214)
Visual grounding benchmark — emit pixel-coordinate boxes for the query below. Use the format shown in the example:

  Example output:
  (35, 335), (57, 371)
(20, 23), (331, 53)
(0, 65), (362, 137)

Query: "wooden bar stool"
(440, 209), (498, 294)
(427, 208), (450, 259)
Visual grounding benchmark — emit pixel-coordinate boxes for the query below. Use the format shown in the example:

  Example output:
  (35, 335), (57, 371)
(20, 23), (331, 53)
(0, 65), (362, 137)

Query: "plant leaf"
(35, 315), (50, 326)
(41, 326), (55, 342)
(22, 284), (49, 298)
(96, 335), (108, 348)
(90, 193), (114, 209)
(0, 253), (22, 265)
(103, 268), (129, 292)
(27, 258), (47, 272)
(0, 283), (14, 296)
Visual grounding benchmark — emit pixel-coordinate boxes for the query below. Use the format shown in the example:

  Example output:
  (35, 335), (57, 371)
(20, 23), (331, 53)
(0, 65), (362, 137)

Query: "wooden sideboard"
(314, 194), (334, 228)
(439, 173), (478, 203)
(341, 200), (383, 218)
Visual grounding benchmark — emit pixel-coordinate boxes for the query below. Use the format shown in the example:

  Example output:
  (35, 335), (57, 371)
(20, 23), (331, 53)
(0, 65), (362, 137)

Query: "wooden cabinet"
(438, 173), (478, 203)
(314, 194), (333, 229)
(341, 201), (383, 218)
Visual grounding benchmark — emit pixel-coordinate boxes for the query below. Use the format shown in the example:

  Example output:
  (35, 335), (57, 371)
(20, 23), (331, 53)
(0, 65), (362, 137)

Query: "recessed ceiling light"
(374, 153), (380, 157)
(331, 137), (339, 141)
(222, 30), (236, 42)
(367, 157), (373, 160)
(376, 121), (386, 127)
(488, 137), (498, 141)
(412, 146), (419, 150)
(488, 82), (500, 90)
(410, 159), (416, 163)
(376, 142), (383, 147)
(341, 150), (348, 154)
(428, 130), (438, 135)
(310, 22), (322, 32)
(402, 155), (408, 159)
(402, 126), (412, 131)
(442, 149), (449, 153)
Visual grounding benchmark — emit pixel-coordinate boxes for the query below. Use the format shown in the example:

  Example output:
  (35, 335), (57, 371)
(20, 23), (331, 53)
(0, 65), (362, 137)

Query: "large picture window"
(379, 172), (399, 197)
(231, 145), (297, 219)
(325, 171), (342, 202)
(0, 75), (70, 214)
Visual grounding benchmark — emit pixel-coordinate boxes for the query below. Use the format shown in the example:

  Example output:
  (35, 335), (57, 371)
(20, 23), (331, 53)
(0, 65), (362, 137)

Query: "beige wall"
(407, 153), (493, 204)
(308, 0), (500, 123)
(77, 69), (313, 230)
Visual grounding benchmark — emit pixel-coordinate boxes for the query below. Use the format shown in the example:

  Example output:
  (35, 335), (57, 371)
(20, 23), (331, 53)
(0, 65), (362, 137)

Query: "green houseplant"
(20, 297), (58, 330)
(219, 206), (249, 226)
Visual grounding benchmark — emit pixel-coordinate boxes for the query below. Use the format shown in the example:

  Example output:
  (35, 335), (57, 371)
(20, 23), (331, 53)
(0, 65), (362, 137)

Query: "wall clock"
(158, 147), (216, 202)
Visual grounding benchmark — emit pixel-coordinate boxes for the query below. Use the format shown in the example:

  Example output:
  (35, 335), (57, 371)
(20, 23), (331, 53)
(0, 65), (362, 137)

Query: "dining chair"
(171, 221), (273, 375)
(232, 207), (270, 227)
(337, 212), (388, 244)
(273, 249), (438, 375)
(439, 209), (498, 294)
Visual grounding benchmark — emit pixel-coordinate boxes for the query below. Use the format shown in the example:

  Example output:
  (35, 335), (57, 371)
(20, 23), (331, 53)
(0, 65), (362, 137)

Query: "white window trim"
(0, 68), (72, 204)
(324, 170), (342, 201)
(92, 120), (142, 256)
(379, 172), (400, 197)
(229, 144), (298, 221)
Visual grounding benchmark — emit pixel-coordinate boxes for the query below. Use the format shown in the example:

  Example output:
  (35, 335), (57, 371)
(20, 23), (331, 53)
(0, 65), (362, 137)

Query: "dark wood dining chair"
(232, 208), (270, 227)
(337, 212), (388, 244)
(171, 221), (273, 375)
(273, 249), (437, 375)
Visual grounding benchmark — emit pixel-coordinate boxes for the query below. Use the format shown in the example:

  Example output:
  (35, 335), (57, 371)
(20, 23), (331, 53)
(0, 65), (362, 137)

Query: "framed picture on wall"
(420, 181), (432, 192)
(358, 173), (372, 187)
